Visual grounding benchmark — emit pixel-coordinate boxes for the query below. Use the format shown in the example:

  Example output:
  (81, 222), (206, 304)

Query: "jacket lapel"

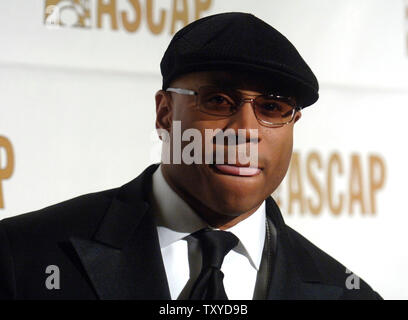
(68, 164), (343, 300)
(69, 164), (171, 300)
(265, 197), (343, 300)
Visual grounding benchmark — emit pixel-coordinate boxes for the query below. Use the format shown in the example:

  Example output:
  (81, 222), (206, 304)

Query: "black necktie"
(189, 229), (239, 300)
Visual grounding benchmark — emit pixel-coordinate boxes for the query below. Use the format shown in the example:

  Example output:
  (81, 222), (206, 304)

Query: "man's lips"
(213, 164), (262, 177)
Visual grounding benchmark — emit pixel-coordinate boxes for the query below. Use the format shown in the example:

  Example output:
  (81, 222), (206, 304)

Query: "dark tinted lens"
(254, 96), (295, 124)
(197, 86), (238, 115)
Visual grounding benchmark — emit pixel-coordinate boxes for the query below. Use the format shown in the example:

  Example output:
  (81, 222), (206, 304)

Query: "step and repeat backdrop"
(1, 0), (407, 299)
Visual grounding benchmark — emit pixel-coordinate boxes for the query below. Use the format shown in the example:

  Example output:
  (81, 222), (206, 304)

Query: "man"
(0, 12), (381, 300)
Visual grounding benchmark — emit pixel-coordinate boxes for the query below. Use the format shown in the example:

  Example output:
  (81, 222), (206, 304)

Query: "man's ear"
(155, 90), (173, 137)
(294, 110), (302, 123)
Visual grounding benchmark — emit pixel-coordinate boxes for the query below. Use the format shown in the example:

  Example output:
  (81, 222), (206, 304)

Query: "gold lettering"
(348, 154), (366, 214)
(171, 0), (189, 35)
(306, 151), (323, 215)
(288, 152), (305, 214)
(327, 152), (344, 215)
(195, 0), (212, 20)
(369, 154), (386, 214)
(97, 0), (118, 30)
(0, 136), (14, 209)
(146, 0), (166, 35)
(121, 0), (141, 32)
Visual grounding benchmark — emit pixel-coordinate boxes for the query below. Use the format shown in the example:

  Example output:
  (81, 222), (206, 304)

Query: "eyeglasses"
(166, 86), (300, 128)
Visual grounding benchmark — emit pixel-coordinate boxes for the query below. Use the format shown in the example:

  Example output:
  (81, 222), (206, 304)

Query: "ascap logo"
(44, 0), (91, 28)
(44, 0), (212, 34)
(274, 151), (386, 216)
(0, 136), (15, 209)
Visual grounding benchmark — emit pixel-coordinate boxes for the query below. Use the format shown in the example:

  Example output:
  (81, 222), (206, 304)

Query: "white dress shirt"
(149, 165), (266, 300)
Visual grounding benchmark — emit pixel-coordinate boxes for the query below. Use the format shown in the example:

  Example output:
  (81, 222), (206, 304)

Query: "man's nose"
(228, 100), (259, 129)
(224, 100), (261, 143)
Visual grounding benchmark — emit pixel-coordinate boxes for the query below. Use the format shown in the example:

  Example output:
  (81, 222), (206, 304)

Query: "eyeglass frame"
(165, 86), (301, 128)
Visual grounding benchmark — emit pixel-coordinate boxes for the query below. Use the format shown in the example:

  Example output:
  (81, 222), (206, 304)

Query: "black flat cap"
(160, 12), (319, 108)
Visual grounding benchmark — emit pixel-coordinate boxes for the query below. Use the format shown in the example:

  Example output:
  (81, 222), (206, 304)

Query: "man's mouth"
(212, 164), (262, 177)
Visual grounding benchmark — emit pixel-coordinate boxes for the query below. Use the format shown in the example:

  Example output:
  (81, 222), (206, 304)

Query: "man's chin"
(206, 194), (264, 218)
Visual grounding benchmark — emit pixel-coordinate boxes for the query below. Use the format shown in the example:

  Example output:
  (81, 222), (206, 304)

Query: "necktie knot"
(193, 229), (239, 269)
(189, 228), (239, 300)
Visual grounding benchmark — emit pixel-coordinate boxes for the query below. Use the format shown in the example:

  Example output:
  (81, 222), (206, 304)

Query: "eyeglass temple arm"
(166, 88), (197, 96)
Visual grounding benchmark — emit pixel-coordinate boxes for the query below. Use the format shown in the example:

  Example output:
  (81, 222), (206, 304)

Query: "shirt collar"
(227, 201), (265, 270)
(150, 165), (207, 248)
(150, 165), (266, 271)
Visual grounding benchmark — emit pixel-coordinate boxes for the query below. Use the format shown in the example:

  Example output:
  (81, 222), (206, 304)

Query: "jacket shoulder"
(285, 225), (383, 300)
(0, 188), (121, 299)
(0, 188), (118, 241)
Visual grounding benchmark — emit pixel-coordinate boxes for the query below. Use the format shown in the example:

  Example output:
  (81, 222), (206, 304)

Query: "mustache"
(211, 130), (259, 146)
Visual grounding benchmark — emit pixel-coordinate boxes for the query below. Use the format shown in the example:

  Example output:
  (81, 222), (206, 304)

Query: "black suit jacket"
(0, 164), (382, 300)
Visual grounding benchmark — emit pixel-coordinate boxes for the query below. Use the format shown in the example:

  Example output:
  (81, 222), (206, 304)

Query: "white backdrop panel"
(1, 0), (408, 299)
